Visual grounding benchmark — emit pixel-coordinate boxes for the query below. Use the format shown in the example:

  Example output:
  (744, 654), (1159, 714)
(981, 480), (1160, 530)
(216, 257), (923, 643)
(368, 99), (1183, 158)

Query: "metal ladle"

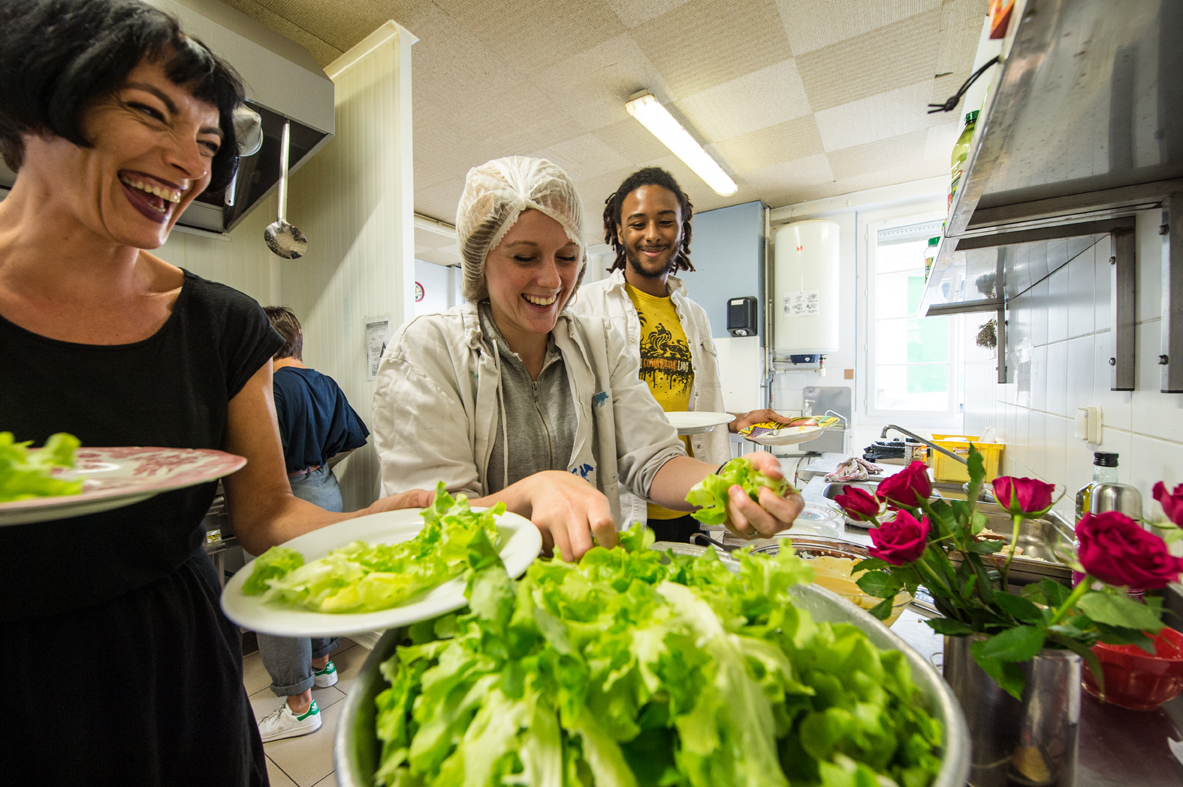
(264, 120), (307, 259)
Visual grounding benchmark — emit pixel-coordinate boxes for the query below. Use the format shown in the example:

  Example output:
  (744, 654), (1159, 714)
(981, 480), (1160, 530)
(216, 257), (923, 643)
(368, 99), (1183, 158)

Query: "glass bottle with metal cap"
(1075, 452), (1143, 519)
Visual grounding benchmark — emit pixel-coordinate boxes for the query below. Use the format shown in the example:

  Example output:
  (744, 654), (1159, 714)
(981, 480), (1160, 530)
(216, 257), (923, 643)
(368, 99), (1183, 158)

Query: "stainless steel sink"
(819, 483), (1074, 586)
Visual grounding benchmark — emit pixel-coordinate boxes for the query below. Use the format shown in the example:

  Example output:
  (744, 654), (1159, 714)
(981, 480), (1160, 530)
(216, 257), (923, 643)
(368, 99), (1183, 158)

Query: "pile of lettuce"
(372, 526), (944, 787)
(243, 484), (504, 614)
(0, 432), (84, 503)
(687, 457), (797, 525)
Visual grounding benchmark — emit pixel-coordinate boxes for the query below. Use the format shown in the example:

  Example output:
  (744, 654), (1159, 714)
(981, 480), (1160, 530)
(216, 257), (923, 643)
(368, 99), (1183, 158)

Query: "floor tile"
(330, 639), (372, 698)
(266, 757), (298, 787)
(263, 691), (346, 787)
(313, 773), (340, 787)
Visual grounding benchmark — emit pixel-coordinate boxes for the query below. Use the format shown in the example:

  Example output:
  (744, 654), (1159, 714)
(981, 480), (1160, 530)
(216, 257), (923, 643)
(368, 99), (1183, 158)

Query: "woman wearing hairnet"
(372, 157), (803, 560)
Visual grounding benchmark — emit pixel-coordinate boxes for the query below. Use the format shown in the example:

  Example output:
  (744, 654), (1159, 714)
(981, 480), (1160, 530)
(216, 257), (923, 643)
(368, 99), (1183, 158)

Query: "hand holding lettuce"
(0, 432), (84, 503)
(686, 456), (798, 528)
(242, 483), (505, 614)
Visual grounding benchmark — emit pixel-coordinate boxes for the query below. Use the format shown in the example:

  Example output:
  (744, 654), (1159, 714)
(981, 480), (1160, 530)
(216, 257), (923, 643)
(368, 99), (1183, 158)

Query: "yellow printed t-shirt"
(625, 283), (695, 520)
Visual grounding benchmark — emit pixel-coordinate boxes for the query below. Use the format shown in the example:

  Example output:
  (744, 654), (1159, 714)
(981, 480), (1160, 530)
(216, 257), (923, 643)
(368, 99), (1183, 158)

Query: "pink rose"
(1076, 511), (1183, 591)
(834, 486), (880, 522)
(1153, 482), (1183, 527)
(993, 476), (1055, 515)
(875, 461), (933, 509)
(869, 510), (931, 566)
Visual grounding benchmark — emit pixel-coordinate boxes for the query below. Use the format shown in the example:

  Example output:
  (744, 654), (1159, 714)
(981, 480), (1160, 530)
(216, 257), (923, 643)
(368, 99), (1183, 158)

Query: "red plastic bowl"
(1082, 627), (1183, 710)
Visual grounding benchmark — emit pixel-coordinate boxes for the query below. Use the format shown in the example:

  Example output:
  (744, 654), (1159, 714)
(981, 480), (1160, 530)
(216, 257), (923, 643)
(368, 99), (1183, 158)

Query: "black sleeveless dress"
(0, 270), (283, 786)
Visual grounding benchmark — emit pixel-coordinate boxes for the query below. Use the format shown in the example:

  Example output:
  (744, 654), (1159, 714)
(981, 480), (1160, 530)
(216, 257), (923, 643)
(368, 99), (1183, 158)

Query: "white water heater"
(773, 220), (840, 355)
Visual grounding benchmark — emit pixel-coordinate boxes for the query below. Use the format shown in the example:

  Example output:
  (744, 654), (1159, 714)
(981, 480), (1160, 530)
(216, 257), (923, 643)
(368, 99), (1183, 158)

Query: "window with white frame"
(866, 220), (962, 420)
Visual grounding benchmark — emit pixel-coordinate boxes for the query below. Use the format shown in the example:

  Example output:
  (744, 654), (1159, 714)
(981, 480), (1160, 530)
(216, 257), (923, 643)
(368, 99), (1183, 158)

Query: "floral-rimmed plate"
(220, 506), (543, 638)
(0, 447), (247, 527)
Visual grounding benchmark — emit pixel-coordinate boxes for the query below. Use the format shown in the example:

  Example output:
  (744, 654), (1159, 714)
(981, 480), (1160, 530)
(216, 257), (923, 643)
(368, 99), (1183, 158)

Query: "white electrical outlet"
(1074, 405), (1102, 443)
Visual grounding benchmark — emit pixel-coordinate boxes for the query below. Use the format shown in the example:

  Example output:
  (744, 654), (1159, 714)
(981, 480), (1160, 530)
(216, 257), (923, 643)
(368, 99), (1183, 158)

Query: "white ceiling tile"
(678, 60), (812, 142)
(925, 120), (962, 162)
(813, 80), (938, 152)
(531, 134), (635, 183)
(826, 129), (930, 180)
(775, 0), (941, 57)
(795, 9), (942, 112)
(632, 0), (793, 96)
(714, 115), (825, 173)
(417, 248), (463, 266)
(741, 153), (835, 192)
(602, 0), (695, 28)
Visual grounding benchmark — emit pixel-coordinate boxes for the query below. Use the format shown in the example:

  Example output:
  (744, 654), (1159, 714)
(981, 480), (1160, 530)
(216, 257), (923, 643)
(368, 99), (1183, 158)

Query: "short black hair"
(264, 306), (303, 361)
(0, 0), (245, 193)
(602, 167), (695, 273)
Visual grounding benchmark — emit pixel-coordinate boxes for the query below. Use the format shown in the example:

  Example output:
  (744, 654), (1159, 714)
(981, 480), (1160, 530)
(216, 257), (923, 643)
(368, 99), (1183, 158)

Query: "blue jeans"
(254, 466), (343, 696)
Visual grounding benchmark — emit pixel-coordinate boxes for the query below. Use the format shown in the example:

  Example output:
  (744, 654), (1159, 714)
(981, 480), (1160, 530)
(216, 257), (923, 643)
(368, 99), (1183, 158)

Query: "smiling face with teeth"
(22, 57), (222, 251)
(484, 209), (582, 354)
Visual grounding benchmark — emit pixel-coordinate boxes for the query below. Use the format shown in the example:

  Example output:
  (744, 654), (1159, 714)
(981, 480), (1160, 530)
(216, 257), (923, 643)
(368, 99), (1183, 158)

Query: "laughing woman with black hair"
(0, 2), (428, 783)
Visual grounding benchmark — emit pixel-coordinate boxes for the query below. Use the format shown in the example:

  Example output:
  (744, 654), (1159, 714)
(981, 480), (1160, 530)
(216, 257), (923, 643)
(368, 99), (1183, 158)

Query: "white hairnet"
(456, 156), (586, 303)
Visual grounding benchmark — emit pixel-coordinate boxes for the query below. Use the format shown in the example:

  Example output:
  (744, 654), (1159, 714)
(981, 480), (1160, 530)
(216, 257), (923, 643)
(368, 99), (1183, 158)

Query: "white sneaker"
(258, 699), (321, 742)
(313, 660), (338, 688)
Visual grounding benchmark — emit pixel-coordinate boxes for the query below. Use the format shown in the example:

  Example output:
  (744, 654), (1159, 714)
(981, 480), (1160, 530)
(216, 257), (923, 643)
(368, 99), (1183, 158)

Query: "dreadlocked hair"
(602, 167), (694, 273)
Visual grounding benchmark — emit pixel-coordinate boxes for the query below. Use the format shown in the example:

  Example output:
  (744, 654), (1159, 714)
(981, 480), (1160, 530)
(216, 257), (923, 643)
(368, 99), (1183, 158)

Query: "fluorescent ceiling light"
(625, 91), (737, 197)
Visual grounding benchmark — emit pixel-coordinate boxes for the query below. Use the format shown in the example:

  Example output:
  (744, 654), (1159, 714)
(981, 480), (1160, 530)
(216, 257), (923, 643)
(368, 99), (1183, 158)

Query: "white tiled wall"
(963, 209), (1182, 526)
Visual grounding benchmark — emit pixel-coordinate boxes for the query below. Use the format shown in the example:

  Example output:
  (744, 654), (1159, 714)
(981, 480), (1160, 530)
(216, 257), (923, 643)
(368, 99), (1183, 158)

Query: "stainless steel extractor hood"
(0, 0), (334, 236)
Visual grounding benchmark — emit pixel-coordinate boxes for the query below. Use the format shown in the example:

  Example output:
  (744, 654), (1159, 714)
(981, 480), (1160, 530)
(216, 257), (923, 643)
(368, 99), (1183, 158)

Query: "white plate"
(665, 411), (735, 435)
(0, 447), (247, 527)
(745, 425), (826, 446)
(220, 506), (543, 637)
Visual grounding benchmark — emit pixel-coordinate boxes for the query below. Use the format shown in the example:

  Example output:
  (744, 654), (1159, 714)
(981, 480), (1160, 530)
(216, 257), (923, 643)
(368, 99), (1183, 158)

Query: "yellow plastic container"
(929, 434), (1004, 483)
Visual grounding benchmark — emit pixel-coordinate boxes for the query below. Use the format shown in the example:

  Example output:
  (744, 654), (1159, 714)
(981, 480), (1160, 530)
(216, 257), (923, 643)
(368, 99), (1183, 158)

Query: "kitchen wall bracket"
(1164, 195), (1183, 393)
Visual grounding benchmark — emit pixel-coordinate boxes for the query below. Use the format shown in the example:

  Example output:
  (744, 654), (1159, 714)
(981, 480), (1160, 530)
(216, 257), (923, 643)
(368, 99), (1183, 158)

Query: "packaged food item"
(948, 110), (979, 207)
(924, 236), (939, 279)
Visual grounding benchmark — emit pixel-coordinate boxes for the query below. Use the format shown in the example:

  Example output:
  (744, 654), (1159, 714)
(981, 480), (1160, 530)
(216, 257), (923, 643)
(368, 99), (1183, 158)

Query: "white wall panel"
(961, 208), (1183, 526)
(281, 23), (416, 511)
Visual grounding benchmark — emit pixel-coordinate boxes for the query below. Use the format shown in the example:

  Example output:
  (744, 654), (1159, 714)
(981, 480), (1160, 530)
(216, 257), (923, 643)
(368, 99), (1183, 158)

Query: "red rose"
(992, 476), (1055, 515)
(868, 510), (931, 566)
(1076, 511), (1183, 591)
(1153, 482), (1183, 527)
(875, 461), (933, 509)
(834, 486), (880, 522)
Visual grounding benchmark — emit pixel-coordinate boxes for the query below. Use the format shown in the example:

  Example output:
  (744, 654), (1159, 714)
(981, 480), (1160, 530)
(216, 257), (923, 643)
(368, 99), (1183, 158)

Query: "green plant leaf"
(1163, 529), (1183, 544)
(970, 512), (988, 536)
(926, 618), (975, 636)
(852, 557), (893, 573)
(1094, 623), (1157, 653)
(978, 625), (1048, 662)
(867, 597), (894, 621)
(1077, 592), (1165, 634)
(966, 444), (985, 490)
(967, 539), (1005, 555)
(992, 591), (1044, 625)
(856, 571), (903, 599)
(970, 640), (1027, 700)
(1037, 578), (1071, 608)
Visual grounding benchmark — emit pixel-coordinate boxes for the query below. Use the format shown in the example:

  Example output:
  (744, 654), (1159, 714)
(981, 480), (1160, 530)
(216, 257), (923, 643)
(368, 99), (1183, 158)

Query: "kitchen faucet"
(880, 425), (968, 465)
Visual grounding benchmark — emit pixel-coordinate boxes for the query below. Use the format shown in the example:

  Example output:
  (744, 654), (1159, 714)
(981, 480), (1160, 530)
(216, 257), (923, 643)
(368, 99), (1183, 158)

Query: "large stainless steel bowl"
(335, 544), (970, 787)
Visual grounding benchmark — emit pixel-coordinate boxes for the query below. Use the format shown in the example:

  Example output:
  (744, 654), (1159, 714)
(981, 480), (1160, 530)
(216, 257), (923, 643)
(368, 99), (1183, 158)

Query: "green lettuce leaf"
(685, 458), (796, 525)
(372, 522), (945, 787)
(0, 431), (84, 503)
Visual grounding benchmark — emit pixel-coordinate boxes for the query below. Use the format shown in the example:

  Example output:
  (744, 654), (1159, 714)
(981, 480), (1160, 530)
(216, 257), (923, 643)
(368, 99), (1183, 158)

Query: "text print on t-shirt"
(637, 316), (693, 394)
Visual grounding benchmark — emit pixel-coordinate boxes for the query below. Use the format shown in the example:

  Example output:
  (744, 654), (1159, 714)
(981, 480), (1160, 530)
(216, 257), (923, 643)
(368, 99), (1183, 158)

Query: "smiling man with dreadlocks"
(568, 168), (792, 542)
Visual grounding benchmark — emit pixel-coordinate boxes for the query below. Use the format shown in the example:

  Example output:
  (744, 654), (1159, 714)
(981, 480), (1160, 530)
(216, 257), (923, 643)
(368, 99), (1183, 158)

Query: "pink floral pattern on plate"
(0, 447), (247, 526)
